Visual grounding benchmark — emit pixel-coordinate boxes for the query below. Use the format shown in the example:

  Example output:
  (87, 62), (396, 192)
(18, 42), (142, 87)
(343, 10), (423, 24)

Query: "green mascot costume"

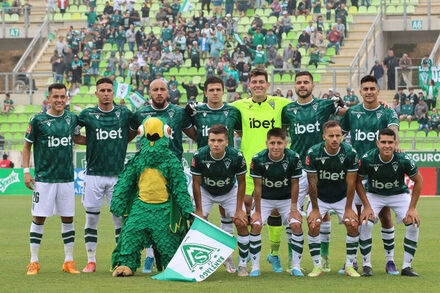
(111, 117), (194, 277)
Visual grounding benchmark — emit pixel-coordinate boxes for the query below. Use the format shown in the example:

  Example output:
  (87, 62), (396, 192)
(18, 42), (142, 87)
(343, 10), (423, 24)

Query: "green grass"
(1, 196), (439, 292)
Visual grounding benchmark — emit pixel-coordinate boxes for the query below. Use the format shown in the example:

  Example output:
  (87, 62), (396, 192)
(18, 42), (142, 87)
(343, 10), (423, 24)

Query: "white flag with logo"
(127, 92), (146, 109)
(114, 82), (131, 99)
(151, 214), (236, 282)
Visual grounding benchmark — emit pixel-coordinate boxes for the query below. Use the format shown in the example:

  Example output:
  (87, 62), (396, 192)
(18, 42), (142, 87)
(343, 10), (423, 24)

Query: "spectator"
(255, 0), (266, 9)
(283, 43), (294, 75)
(126, 24), (136, 52)
(169, 83), (181, 105)
(205, 57), (217, 78)
(265, 29), (278, 48)
(110, 9), (122, 28)
(370, 60), (384, 89)
(286, 89), (295, 100)
(296, 0), (310, 16)
(327, 25), (342, 54)
(103, 1), (113, 16)
(52, 55), (66, 84)
(86, 7), (98, 28)
(414, 99), (428, 119)
(113, 0), (125, 12)
(399, 53), (412, 89)
(115, 25), (126, 52)
(55, 35), (67, 56)
(275, 88), (284, 97)
(238, 62), (251, 93)
(129, 5), (140, 25)
(309, 45), (320, 68)
(182, 79), (199, 103)
(325, 0), (335, 20)
(41, 98), (50, 112)
(287, 0), (297, 15)
(311, 0), (321, 21)
(429, 108), (440, 132)
(226, 74), (238, 102)
(266, 46), (277, 66)
(57, 0), (68, 14)
(141, 1), (151, 26)
(71, 54), (83, 89)
(316, 15), (325, 33)
(174, 31), (187, 56)
(310, 29), (322, 48)
(249, 45), (266, 69)
(10, 0), (21, 15)
(232, 92), (242, 102)
(298, 29), (311, 51)
(189, 41), (201, 69)
(383, 49), (398, 90)
(335, 2), (348, 28)
(0, 154), (14, 168)
(291, 45), (302, 73)
(212, 0), (222, 16)
(421, 53), (433, 68)
(394, 87), (407, 105)
(305, 21), (315, 35)
(270, 0), (283, 17)
(201, 0), (211, 13)
(225, 0), (234, 16)
(392, 99), (401, 116)
(399, 98), (414, 124)
(248, 25), (265, 49)
(361, 0), (370, 8)
(420, 79), (438, 110)
(209, 37), (223, 65)
(90, 48), (100, 79)
(82, 62), (92, 86)
(335, 18), (345, 45)
(251, 14), (263, 29)
(407, 88), (419, 106)
(2, 93), (14, 113)
(343, 88), (359, 107)
(417, 110), (429, 136)
(274, 53), (284, 76)
(328, 88), (334, 99)
(281, 11), (293, 33)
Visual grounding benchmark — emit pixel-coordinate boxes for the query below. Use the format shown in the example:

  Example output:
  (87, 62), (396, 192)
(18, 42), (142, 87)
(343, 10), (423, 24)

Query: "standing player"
(341, 75), (400, 274)
(282, 71), (346, 271)
(232, 68), (292, 272)
(131, 79), (197, 272)
(23, 84), (80, 275)
(131, 79), (197, 162)
(248, 128), (302, 277)
(302, 121), (362, 277)
(185, 76), (241, 272)
(190, 124), (248, 276)
(357, 128), (422, 277)
(75, 78), (136, 273)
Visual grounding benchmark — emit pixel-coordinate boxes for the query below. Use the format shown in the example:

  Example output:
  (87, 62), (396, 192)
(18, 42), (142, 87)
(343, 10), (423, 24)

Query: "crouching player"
(248, 128), (302, 277)
(190, 124), (249, 276)
(303, 121), (361, 277)
(358, 128), (422, 277)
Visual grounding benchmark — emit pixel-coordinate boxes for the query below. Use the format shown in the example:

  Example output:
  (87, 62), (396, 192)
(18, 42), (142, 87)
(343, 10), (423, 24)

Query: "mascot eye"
(164, 125), (172, 138)
(138, 125), (145, 137)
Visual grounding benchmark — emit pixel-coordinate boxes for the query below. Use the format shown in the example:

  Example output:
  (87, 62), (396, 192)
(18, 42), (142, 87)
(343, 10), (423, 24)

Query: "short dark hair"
(2, 154), (7, 160)
(378, 128), (396, 140)
(295, 71), (314, 82)
(267, 127), (286, 140)
(96, 77), (114, 87)
(208, 124), (229, 137)
(204, 76), (224, 91)
(323, 120), (341, 132)
(5, 93), (10, 98)
(249, 68), (268, 82)
(360, 75), (378, 85)
(48, 83), (67, 94)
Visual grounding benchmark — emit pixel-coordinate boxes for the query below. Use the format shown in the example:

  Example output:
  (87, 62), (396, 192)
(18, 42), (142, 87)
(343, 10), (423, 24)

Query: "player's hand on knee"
(233, 209), (248, 227)
(343, 208), (358, 227)
(404, 208), (420, 227)
(360, 206), (375, 225)
(250, 212), (262, 227)
(289, 209), (302, 224)
(24, 173), (35, 190)
(307, 209), (322, 229)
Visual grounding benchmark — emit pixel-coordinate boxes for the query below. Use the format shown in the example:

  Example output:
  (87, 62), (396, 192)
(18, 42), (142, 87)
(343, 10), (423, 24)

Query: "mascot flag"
(152, 214), (236, 282)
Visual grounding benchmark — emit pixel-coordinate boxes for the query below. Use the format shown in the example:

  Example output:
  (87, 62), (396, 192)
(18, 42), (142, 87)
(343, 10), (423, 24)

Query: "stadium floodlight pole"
(428, 0), (431, 30)
(394, 67), (398, 92)
(403, 0), (407, 31)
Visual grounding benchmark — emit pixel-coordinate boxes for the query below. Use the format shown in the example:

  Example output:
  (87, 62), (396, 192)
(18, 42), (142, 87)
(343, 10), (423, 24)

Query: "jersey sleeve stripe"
(129, 126), (137, 131)
(183, 124), (193, 130)
(24, 138), (33, 143)
(291, 174), (302, 178)
(304, 169), (317, 173)
(190, 171), (202, 176)
(407, 171), (418, 178)
(235, 170), (247, 176)
(347, 169), (359, 172)
(387, 123), (399, 127)
(250, 174), (262, 178)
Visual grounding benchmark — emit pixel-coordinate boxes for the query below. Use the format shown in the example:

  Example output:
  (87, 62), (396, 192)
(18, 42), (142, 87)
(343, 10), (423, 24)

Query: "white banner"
(114, 83), (131, 99)
(151, 214), (236, 282)
(127, 92), (146, 109)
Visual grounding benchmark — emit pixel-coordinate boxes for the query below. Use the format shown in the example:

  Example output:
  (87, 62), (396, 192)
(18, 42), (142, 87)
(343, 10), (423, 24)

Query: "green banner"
(405, 151), (440, 168)
(0, 169), (34, 195)
(418, 66), (440, 86)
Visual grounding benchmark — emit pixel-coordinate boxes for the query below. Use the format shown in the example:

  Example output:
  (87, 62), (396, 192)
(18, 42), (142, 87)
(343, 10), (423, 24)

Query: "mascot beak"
(142, 118), (164, 146)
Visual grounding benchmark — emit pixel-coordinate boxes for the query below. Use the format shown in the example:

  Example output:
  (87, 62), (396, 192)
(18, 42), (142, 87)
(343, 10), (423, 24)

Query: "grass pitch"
(1, 196), (439, 293)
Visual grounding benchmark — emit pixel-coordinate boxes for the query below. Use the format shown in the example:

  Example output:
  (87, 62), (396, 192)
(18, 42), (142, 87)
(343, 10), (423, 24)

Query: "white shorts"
(82, 175), (118, 209)
(307, 197), (357, 224)
(298, 170), (308, 209)
(364, 192), (411, 225)
(201, 185), (244, 218)
(32, 182), (75, 217)
(251, 198), (292, 226)
(354, 179), (367, 206)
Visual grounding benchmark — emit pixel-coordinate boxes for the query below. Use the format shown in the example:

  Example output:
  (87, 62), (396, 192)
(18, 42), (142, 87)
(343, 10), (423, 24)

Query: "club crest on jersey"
(293, 108), (297, 114)
(224, 159), (231, 169)
(168, 109), (175, 118)
(202, 112), (207, 117)
(223, 111), (229, 117)
(282, 162), (288, 171)
(376, 112), (382, 119)
(339, 154), (345, 164)
(269, 101), (275, 109)
(392, 162), (399, 172)
(65, 116), (71, 125)
(115, 110), (121, 119)
(45, 120), (52, 127)
(312, 103), (318, 111)
(265, 164), (269, 170)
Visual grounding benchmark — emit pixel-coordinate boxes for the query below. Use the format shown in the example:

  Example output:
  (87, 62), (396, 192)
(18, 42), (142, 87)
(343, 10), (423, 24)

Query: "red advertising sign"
(405, 167), (437, 196)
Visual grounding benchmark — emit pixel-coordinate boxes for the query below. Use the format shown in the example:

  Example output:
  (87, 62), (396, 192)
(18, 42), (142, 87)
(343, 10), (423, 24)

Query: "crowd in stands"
(1, 0), (31, 15)
(49, 0), (355, 105)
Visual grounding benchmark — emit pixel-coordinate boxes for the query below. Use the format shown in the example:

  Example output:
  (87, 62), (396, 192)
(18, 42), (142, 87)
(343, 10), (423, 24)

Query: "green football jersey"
(282, 98), (337, 164)
(250, 148), (302, 200)
(131, 104), (192, 160)
(190, 145), (247, 196)
(191, 103), (241, 149)
(358, 148), (418, 196)
(77, 105), (134, 176)
(232, 96), (292, 194)
(304, 142), (358, 203)
(25, 111), (78, 183)
(340, 104), (399, 156)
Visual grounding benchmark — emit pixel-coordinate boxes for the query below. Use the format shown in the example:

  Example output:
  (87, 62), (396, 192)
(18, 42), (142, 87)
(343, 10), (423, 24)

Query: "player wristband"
(24, 168), (30, 173)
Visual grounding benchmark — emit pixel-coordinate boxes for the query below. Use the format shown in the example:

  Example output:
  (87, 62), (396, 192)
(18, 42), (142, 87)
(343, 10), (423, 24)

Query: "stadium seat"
(416, 131), (426, 138)
(72, 13), (81, 21)
(18, 114), (28, 123)
(13, 133), (22, 140)
(63, 13), (72, 21)
(408, 123), (418, 131)
(367, 6), (377, 14)
(400, 142), (413, 150)
(0, 124), (10, 133)
(427, 131), (437, 137)
(405, 130), (415, 137)
(348, 6), (357, 14)
(10, 124), (19, 132)
(407, 5), (415, 13)
(434, 142), (440, 150)
(414, 143), (422, 150)
(4, 133), (12, 140)
(358, 6), (367, 13)
(400, 121), (409, 130)
(422, 143), (433, 150)
(386, 6), (396, 14)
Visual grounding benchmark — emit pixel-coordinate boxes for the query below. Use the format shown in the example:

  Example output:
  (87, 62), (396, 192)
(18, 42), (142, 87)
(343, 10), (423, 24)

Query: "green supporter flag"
(418, 65), (440, 86)
(233, 33), (244, 45)
(127, 92), (146, 109)
(151, 214), (236, 282)
(179, 0), (193, 12)
(114, 82), (131, 100)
